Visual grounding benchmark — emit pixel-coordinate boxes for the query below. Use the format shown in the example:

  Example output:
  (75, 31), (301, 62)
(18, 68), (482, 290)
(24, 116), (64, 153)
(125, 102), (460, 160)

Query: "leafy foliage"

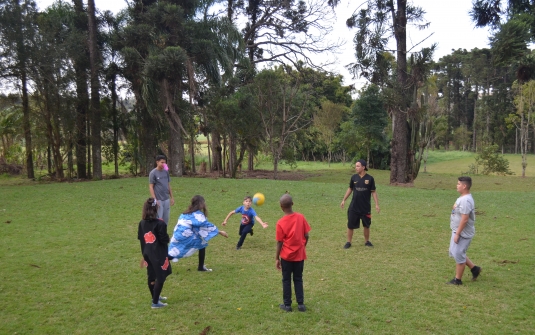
(473, 144), (513, 175)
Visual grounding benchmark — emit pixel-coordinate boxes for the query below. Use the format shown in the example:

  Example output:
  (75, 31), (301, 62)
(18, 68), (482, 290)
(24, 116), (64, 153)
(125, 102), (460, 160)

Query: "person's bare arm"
(454, 214), (469, 244)
(372, 191), (380, 213)
(222, 211), (235, 226)
(255, 215), (268, 228)
(149, 184), (156, 200)
(340, 188), (352, 208)
(168, 183), (175, 206)
(275, 241), (283, 270)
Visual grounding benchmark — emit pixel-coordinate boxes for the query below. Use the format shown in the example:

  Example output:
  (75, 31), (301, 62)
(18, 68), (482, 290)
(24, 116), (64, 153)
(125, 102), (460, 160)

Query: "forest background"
(2, 0), (535, 183)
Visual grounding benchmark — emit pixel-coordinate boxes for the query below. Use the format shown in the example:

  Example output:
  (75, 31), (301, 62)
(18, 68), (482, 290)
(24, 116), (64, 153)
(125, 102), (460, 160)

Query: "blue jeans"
(281, 259), (304, 306)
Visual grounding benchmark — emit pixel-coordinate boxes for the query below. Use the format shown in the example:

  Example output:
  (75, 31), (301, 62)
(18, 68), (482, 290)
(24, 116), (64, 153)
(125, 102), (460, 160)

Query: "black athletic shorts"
(347, 211), (371, 229)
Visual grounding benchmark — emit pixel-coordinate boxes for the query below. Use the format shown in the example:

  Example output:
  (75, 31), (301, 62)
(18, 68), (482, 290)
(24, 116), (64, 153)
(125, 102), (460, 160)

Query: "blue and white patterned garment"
(168, 210), (219, 262)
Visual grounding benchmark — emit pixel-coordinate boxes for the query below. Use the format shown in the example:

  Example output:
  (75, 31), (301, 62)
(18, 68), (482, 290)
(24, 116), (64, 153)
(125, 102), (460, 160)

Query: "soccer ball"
(253, 193), (265, 206)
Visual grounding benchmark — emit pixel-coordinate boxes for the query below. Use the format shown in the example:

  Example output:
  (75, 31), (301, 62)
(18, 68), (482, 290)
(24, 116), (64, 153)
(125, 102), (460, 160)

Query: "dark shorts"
(347, 211), (371, 229)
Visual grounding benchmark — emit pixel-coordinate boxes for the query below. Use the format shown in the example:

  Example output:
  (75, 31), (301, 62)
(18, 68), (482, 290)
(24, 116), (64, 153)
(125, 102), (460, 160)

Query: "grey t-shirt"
(149, 168), (171, 201)
(450, 193), (475, 238)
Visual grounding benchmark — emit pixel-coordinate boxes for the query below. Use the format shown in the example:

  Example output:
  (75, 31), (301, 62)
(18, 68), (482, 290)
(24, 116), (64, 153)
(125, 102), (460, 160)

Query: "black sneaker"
(365, 241), (373, 247)
(343, 242), (352, 249)
(236, 246), (241, 250)
(250, 229), (254, 236)
(298, 304), (306, 312)
(279, 304), (292, 312)
(471, 266), (482, 281)
(447, 278), (463, 285)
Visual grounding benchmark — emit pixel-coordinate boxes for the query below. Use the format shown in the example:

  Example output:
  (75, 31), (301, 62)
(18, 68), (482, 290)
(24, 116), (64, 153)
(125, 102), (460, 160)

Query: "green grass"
(1, 154), (534, 334)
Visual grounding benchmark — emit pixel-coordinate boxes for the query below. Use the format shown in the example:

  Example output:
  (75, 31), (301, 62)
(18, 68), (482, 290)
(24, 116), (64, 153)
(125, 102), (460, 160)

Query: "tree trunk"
(390, 0), (410, 184)
(21, 68), (34, 179)
(162, 79), (184, 176)
(211, 128), (222, 172)
(88, 0), (102, 179)
(111, 73), (119, 176)
(72, 0), (88, 179)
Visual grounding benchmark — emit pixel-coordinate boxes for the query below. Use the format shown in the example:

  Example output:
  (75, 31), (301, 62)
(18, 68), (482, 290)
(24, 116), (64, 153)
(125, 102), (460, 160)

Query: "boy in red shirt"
(275, 194), (311, 312)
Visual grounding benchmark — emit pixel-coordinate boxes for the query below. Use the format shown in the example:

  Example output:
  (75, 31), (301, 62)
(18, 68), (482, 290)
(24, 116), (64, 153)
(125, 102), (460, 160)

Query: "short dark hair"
(458, 176), (472, 190)
(244, 196), (252, 201)
(142, 198), (159, 220)
(155, 155), (167, 162)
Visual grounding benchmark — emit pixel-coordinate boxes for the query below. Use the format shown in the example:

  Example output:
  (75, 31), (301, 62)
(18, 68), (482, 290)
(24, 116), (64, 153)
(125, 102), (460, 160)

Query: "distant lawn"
(1, 154), (534, 334)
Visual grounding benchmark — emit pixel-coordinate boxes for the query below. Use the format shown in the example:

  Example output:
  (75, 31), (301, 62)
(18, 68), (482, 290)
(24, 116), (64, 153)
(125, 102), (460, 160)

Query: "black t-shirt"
(348, 173), (376, 214)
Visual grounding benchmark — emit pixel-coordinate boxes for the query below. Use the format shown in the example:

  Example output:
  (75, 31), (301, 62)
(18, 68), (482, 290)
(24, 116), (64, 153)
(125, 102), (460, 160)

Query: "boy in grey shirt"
(149, 155), (175, 224)
(447, 176), (481, 285)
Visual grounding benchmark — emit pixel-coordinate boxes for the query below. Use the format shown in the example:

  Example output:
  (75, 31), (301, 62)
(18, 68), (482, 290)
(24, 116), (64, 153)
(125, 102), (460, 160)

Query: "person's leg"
(152, 279), (164, 304)
(281, 259), (293, 307)
(448, 233), (472, 283)
(363, 214), (372, 245)
(198, 248), (206, 270)
(465, 257), (475, 269)
(147, 279), (155, 297)
(346, 228), (354, 243)
(363, 227), (370, 242)
(293, 261), (305, 305)
(455, 262), (466, 280)
(161, 199), (170, 225)
(237, 224), (252, 247)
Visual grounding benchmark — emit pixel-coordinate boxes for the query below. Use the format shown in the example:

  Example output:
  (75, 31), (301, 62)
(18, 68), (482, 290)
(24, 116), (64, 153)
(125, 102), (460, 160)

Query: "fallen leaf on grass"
(386, 320), (392, 323)
(5, 220), (11, 224)
(194, 321), (200, 325)
(29, 264), (40, 268)
(518, 238), (527, 241)
(199, 326), (211, 335)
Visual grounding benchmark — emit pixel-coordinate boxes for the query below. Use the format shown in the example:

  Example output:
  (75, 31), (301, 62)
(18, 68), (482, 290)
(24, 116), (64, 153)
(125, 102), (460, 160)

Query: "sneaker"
(446, 278), (463, 285)
(343, 242), (352, 249)
(279, 304), (292, 312)
(198, 265), (213, 272)
(158, 301), (168, 306)
(159, 296), (167, 301)
(151, 302), (167, 309)
(236, 246), (241, 250)
(298, 304), (306, 312)
(365, 241), (373, 247)
(250, 229), (254, 236)
(471, 266), (482, 281)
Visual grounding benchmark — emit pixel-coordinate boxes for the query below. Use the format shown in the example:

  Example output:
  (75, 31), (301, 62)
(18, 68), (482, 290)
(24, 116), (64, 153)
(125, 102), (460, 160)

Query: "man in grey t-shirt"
(447, 176), (481, 285)
(149, 155), (175, 224)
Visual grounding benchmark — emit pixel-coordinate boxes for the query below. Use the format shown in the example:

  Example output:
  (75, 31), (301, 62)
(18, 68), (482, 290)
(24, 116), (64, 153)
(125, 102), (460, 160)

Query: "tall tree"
(0, 0), (37, 179)
(87, 0), (102, 179)
(345, 0), (431, 184)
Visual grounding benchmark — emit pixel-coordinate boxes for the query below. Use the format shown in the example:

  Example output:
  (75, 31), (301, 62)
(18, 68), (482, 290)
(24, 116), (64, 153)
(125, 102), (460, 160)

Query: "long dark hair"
(183, 195), (208, 216)
(142, 198), (159, 220)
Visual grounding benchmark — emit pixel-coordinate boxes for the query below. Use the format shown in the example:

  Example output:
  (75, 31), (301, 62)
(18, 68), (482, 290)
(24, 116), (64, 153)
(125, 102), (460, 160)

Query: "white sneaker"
(199, 265), (212, 272)
(158, 301), (168, 306)
(159, 296), (167, 301)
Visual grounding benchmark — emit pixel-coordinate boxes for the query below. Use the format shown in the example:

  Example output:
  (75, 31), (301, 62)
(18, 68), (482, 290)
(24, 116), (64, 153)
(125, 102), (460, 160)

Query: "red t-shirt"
(276, 212), (311, 261)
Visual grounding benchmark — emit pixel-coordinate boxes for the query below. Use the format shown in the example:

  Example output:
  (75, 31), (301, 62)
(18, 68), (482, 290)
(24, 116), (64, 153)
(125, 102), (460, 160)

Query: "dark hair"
(183, 195), (208, 216)
(244, 196), (252, 201)
(458, 176), (472, 190)
(142, 198), (159, 220)
(155, 155), (167, 162)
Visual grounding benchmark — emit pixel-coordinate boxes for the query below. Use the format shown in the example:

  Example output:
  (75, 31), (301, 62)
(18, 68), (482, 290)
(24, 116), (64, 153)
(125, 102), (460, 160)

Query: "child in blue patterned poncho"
(168, 195), (228, 271)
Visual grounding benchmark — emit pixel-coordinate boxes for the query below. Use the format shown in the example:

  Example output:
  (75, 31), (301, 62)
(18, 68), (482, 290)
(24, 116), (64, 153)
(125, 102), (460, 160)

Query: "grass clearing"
(1, 155), (534, 334)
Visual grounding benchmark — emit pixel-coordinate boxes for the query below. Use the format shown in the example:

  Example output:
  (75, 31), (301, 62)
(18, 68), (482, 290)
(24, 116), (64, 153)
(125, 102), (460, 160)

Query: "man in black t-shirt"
(340, 159), (380, 248)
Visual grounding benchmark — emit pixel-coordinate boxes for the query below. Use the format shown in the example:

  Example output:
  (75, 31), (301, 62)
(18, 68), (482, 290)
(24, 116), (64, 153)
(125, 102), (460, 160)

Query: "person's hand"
(222, 221), (227, 226)
(219, 231), (228, 238)
(261, 222), (268, 229)
(275, 259), (282, 271)
(170, 198), (175, 206)
(340, 200), (345, 209)
(454, 234), (460, 244)
(140, 258), (148, 268)
(375, 205), (380, 213)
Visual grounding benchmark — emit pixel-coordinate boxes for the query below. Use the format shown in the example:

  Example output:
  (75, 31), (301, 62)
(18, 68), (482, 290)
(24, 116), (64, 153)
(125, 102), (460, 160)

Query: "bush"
(472, 144), (514, 175)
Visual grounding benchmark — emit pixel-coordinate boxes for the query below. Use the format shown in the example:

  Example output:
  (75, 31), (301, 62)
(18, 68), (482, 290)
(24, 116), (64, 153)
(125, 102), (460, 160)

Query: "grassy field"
(1, 152), (534, 334)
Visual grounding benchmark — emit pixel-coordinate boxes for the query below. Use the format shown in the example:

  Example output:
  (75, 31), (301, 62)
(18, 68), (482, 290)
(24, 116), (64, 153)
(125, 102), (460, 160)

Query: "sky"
(35, 0), (493, 90)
